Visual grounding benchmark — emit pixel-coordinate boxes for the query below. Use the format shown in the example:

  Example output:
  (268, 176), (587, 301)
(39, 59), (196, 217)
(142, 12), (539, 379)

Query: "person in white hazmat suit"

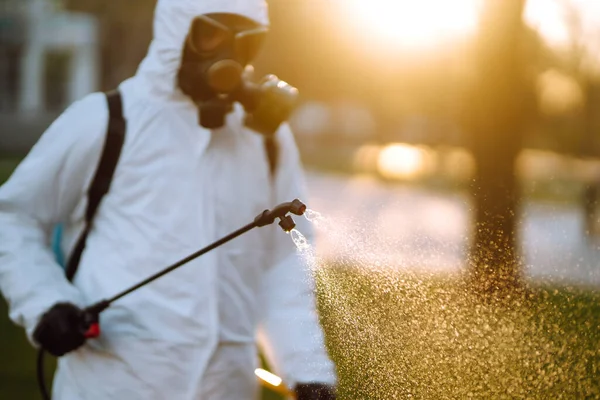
(0, 0), (337, 399)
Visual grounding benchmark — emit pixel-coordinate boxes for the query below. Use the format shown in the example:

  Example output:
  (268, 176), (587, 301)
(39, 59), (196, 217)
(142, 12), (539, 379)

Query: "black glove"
(33, 302), (88, 357)
(295, 382), (336, 400)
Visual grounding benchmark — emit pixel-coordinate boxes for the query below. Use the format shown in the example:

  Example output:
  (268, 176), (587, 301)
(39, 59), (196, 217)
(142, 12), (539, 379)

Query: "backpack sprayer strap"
(65, 90), (126, 282)
(264, 135), (278, 178)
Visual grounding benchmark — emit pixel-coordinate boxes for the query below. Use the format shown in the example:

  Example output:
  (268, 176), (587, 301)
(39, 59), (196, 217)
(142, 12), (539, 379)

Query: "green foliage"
(0, 158), (19, 185)
(0, 298), (56, 399)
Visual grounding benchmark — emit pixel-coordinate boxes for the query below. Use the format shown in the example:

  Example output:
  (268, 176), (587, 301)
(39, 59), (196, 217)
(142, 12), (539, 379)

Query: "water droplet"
(304, 208), (325, 224)
(290, 228), (310, 251)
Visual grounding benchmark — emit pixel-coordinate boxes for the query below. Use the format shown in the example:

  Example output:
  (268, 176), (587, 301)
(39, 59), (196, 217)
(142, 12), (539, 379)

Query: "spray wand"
(37, 199), (306, 399)
(78, 199), (306, 337)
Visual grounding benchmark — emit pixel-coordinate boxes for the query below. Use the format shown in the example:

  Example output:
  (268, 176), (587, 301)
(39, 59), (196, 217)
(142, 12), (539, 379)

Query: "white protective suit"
(0, 0), (336, 398)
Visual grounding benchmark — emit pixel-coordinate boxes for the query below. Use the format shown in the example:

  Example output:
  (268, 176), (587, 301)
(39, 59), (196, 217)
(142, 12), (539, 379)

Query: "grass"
(316, 267), (600, 399)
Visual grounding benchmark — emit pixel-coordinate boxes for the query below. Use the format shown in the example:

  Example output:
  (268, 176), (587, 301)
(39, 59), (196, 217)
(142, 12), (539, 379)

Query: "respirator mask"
(177, 13), (299, 136)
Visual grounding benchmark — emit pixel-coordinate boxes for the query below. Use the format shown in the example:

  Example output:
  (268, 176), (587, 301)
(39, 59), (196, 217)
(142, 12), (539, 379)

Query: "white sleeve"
(257, 124), (337, 387)
(0, 92), (108, 342)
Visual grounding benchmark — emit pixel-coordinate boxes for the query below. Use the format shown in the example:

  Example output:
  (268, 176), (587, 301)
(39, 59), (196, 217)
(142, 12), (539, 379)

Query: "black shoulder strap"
(264, 135), (278, 178)
(65, 90), (126, 282)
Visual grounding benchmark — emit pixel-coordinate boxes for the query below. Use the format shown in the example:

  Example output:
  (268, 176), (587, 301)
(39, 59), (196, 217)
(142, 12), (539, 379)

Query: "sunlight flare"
(342, 0), (479, 49)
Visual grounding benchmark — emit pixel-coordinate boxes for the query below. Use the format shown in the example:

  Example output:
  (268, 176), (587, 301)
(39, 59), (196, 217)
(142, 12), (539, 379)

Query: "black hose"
(37, 349), (51, 400)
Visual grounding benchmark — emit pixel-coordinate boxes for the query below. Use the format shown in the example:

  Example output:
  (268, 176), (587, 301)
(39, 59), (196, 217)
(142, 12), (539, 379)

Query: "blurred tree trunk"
(581, 81), (600, 236)
(559, 0), (600, 237)
(466, 0), (528, 297)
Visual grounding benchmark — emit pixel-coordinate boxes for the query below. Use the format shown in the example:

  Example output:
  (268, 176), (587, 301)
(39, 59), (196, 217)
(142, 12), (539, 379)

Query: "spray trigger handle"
(80, 311), (100, 339)
(84, 322), (100, 339)
(80, 299), (110, 339)
(278, 215), (296, 232)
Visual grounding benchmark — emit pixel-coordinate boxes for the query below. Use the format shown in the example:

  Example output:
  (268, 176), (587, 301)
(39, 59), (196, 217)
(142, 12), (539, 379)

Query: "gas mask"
(177, 13), (299, 136)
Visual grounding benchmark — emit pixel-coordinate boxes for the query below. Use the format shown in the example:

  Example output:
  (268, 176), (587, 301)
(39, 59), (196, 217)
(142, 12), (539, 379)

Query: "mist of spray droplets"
(286, 209), (600, 399)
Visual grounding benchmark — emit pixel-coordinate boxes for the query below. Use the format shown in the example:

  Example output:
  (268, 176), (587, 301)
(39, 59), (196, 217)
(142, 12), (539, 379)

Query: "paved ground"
(305, 171), (600, 288)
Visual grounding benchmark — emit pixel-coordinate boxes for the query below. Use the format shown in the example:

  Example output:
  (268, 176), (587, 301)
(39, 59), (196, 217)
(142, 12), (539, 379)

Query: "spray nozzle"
(254, 199), (306, 232)
(278, 215), (296, 232)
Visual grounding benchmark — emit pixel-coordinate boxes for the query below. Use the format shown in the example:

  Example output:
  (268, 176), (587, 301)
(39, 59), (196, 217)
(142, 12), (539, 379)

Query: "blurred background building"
(0, 0), (98, 153)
